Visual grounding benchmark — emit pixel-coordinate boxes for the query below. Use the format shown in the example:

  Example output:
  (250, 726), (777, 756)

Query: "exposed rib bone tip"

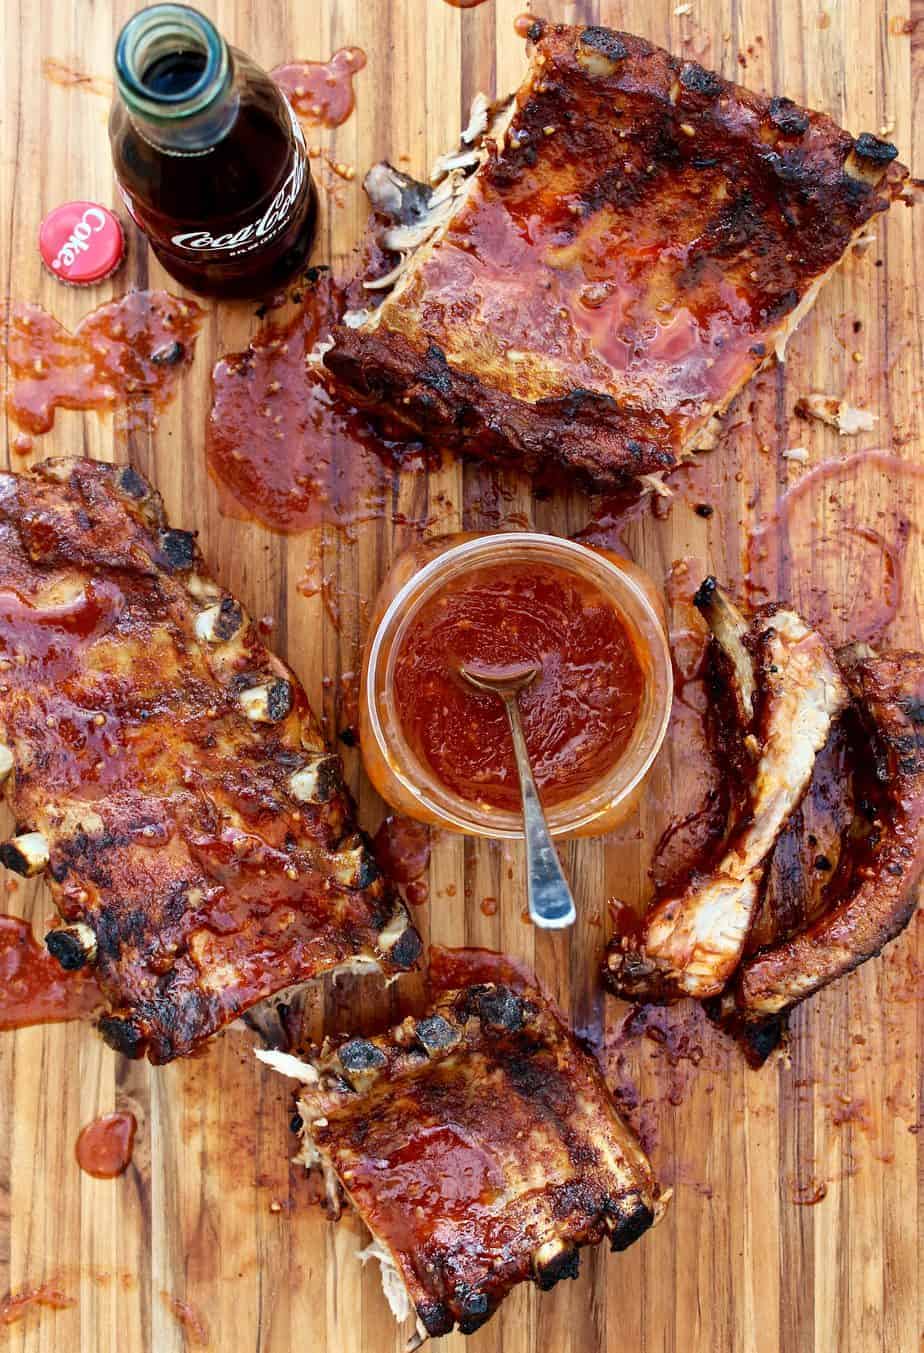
(239, 679), (293, 723)
(0, 830), (49, 877)
(45, 921), (98, 970)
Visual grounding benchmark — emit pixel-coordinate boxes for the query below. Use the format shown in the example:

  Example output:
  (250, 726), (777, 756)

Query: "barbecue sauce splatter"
(160, 1293), (210, 1347)
(746, 450), (923, 644)
(373, 815), (431, 884)
(0, 1280), (76, 1325)
(428, 945), (539, 995)
(0, 915), (101, 1030)
(271, 49), (367, 127)
(1, 292), (204, 437)
(207, 276), (433, 533)
(41, 58), (113, 98)
(75, 1112), (137, 1179)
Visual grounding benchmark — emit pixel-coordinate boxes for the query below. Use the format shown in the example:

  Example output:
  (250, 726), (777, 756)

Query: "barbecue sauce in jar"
(361, 534), (672, 838)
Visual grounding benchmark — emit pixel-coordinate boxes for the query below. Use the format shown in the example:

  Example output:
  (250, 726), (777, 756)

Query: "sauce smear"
(392, 560), (646, 812)
(746, 450), (923, 645)
(75, 1112), (137, 1179)
(373, 815), (431, 884)
(1, 1280), (75, 1325)
(271, 48), (367, 128)
(207, 276), (432, 533)
(1, 292), (204, 437)
(428, 945), (538, 994)
(0, 915), (101, 1030)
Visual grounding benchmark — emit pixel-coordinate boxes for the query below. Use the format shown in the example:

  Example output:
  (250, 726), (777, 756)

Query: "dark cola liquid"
(111, 41), (317, 298)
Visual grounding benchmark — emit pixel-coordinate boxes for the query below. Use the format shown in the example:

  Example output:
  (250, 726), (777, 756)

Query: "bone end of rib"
(45, 921), (98, 970)
(239, 679), (292, 723)
(0, 744), (13, 785)
(693, 576), (756, 721)
(0, 830), (49, 877)
(194, 598), (243, 644)
(532, 1237), (579, 1290)
(289, 756), (341, 804)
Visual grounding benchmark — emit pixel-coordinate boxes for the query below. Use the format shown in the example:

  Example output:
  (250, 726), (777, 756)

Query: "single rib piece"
(262, 981), (664, 1344)
(603, 582), (848, 1000)
(0, 459), (420, 1063)
(729, 652), (924, 1024)
(326, 22), (907, 486)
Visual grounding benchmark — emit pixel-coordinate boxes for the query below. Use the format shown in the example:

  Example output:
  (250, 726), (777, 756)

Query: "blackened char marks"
(326, 23), (907, 487)
(0, 458), (420, 1063)
(293, 983), (664, 1337)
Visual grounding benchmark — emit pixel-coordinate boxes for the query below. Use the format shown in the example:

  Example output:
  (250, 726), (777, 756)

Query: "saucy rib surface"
(731, 652), (924, 1024)
(326, 22), (906, 485)
(287, 981), (664, 1341)
(0, 459), (420, 1063)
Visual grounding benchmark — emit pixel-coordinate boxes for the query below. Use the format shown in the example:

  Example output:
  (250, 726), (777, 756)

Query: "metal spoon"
(458, 663), (577, 930)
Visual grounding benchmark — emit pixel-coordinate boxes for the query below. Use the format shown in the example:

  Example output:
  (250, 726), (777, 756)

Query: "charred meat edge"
(727, 653), (924, 1027)
(256, 984), (666, 1345)
(604, 582), (848, 1000)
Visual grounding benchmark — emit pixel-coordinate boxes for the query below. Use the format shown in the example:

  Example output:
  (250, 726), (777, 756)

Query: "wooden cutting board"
(0, 1), (921, 1350)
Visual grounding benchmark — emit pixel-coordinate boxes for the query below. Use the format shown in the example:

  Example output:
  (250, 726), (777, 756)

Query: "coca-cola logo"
(52, 206), (109, 271)
(170, 153), (307, 253)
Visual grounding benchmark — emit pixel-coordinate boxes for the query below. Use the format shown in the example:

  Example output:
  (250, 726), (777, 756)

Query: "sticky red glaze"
(0, 915), (101, 1030)
(747, 450), (923, 645)
(349, 1123), (505, 1256)
(75, 1111), (137, 1178)
(444, 0), (491, 6)
(373, 814), (431, 883)
(0, 1280), (76, 1325)
(207, 277), (431, 532)
(392, 560), (646, 812)
(428, 944), (538, 994)
(271, 48), (367, 127)
(1, 292), (203, 437)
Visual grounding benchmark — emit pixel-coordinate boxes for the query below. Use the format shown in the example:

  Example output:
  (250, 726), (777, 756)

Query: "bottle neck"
(114, 3), (237, 153)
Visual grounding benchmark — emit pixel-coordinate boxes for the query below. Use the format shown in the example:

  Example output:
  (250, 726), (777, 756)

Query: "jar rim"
(363, 532), (674, 839)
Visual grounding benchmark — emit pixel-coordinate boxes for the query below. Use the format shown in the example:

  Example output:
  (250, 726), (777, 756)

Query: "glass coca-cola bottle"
(109, 3), (318, 298)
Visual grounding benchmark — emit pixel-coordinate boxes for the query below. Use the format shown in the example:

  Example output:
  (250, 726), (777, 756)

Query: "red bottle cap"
(39, 202), (126, 286)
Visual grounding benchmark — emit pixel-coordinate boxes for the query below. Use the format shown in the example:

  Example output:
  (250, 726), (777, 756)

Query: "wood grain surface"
(1, 1), (922, 1351)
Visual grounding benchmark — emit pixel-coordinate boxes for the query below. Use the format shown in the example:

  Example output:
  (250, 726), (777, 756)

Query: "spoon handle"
(503, 697), (577, 930)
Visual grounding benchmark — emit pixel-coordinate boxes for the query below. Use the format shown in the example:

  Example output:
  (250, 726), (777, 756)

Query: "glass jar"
(360, 532), (673, 839)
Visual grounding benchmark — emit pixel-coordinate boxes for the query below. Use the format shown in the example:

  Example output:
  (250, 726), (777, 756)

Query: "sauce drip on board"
(1, 292), (204, 437)
(428, 945), (539, 995)
(392, 560), (647, 812)
(746, 450), (922, 645)
(0, 915), (101, 1030)
(373, 815), (431, 884)
(207, 275), (433, 533)
(513, 13), (538, 36)
(271, 48), (367, 128)
(0, 1280), (75, 1326)
(160, 1293), (210, 1347)
(444, 0), (492, 7)
(42, 57), (113, 98)
(75, 1112), (137, 1179)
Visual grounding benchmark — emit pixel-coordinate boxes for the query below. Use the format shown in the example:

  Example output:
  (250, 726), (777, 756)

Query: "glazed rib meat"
(604, 581), (847, 1001)
(260, 980), (664, 1344)
(727, 652), (924, 1029)
(325, 22), (907, 487)
(0, 459), (420, 1063)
